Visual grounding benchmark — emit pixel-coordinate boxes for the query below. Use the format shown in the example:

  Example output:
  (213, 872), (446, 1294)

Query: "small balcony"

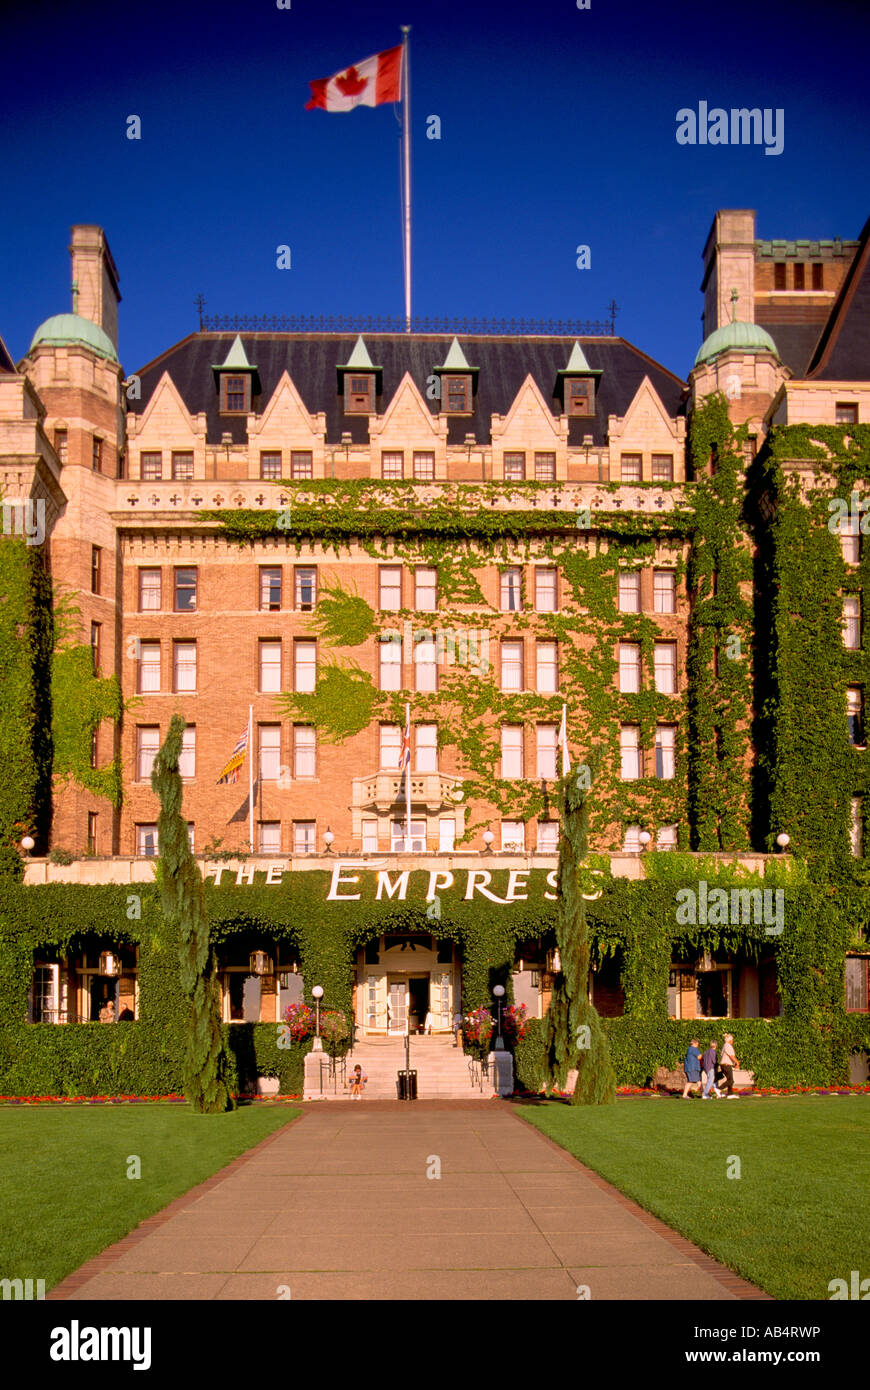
(352, 770), (464, 815)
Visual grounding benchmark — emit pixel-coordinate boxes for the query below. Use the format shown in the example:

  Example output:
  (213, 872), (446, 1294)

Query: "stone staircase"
(305, 1034), (494, 1101)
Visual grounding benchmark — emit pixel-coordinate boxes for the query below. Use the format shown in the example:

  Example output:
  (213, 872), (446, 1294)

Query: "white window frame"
(174, 641), (197, 693)
(138, 641), (160, 693)
(293, 821), (316, 855)
(653, 570), (676, 613)
(655, 725), (676, 779)
(139, 568), (161, 612)
(260, 566), (282, 611)
(380, 725), (401, 769)
(259, 822), (281, 854)
(536, 640), (558, 693)
(415, 567), (437, 612)
(414, 634), (437, 692)
(844, 596), (861, 650)
(379, 635), (402, 691)
(137, 823), (158, 856)
(618, 572), (641, 613)
(137, 727), (160, 782)
(618, 642), (641, 693)
(534, 567), (558, 612)
(259, 640), (282, 693)
(362, 820), (379, 853)
(536, 725), (558, 779)
(501, 640), (524, 692)
(501, 821), (525, 851)
(501, 726), (524, 779)
(500, 567), (523, 612)
(415, 724), (438, 772)
(294, 640), (317, 693)
(179, 726), (196, 780)
(654, 641), (677, 694)
(293, 726), (316, 779)
(379, 566), (402, 611)
(259, 725), (281, 781)
(438, 819), (455, 852)
(537, 822), (559, 853)
(620, 725), (642, 780)
(295, 567), (317, 611)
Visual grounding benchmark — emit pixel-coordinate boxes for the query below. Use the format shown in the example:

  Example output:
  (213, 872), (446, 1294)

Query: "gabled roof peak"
(564, 341), (592, 373)
(439, 336), (473, 371)
(343, 335), (376, 370)
(216, 334), (256, 370)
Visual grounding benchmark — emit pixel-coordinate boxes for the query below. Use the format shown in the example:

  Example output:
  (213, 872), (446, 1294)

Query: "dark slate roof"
(130, 333), (686, 446)
(754, 317), (824, 377)
(0, 334), (16, 374)
(806, 215), (870, 380)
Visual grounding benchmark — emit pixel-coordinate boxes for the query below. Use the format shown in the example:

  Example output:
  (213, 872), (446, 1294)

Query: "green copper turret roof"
(29, 313), (118, 363)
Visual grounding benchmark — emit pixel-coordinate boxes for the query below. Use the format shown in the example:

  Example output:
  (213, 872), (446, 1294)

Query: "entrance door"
(388, 979), (408, 1034)
(408, 975), (429, 1033)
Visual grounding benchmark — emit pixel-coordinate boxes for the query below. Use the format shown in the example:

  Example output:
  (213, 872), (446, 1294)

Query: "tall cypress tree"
(545, 768), (616, 1105)
(152, 714), (233, 1113)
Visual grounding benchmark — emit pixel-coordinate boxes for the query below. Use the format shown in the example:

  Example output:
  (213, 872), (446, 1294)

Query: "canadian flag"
(306, 45), (403, 112)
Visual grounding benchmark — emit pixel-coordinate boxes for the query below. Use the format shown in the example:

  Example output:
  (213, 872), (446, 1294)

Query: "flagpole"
(400, 25), (412, 330)
(405, 701), (412, 850)
(248, 704), (254, 852)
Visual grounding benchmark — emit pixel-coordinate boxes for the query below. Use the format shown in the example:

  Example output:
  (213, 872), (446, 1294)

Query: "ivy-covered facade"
(1, 209), (869, 1093)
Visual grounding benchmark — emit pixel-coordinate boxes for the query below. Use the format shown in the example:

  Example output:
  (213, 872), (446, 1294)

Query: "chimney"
(69, 225), (121, 351)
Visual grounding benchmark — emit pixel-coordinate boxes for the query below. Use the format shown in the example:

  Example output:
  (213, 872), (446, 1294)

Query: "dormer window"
(345, 374), (375, 414)
(567, 379), (595, 416)
(221, 374), (250, 414)
(444, 375), (471, 414)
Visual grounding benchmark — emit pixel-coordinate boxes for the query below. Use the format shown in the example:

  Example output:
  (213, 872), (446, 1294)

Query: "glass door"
(388, 979), (408, 1034)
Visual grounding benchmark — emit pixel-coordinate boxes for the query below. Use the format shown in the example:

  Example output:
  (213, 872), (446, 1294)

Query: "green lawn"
(0, 1103), (298, 1290)
(518, 1095), (870, 1300)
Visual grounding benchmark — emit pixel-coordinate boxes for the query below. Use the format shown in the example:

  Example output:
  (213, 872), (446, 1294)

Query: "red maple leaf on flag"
(336, 66), (368, 97)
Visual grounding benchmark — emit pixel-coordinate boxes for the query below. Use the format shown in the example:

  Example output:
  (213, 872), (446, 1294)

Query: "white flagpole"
(400, 25), (412, 330)
(561, 704), (571, 776)
(248, 704), (254, 852)
(405, 701), (412, 849)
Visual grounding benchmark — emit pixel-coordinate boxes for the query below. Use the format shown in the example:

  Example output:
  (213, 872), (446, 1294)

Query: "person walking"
(682, 1038), (702, 1098)
(719, 1033), (739, 1097)
(701, 1039), (722, 1098)
(453, 1011), (463, 1049)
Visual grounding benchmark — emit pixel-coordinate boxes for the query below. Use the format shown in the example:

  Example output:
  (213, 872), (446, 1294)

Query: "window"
(619, 642), (641, 693)
(654, 641), (678, 694)
(844, 596), (861, 650)
(618, 572), (641, 613)
(416, 724), (437, 772)
(537, 821), (559, 852)
(848, 688), (864, 746)
(392, 820), (426, 851)
(500, 567), (522, 611)
(536, 725), (558, 779)
(845, 957), (869, 1012)
(31, 963), (60, 1023)
(415, 633), (437, 691)
(536, 641), (558, 693)
(221, 374), (250, 413)
(137, 823), (158, 857)
(186, 823), (195, 853)
(294, 822), (316, 855)
(294, 640), (316, 693)
(835, 403), (858, 425)
(620, 725), (642, 780)
(567, 379), (594, 416)
(345, 374), (374, 413)
(87, 812), (98, 854)
(438, 819), (455, 852)
(413, 451), (435, 481)
(501, 726), (524, 779)
(290, 451), (313, 479)
(621, 454), (642, 483)
(812, 263), (824, 291)
(362, 821), (379, 853)
(259, 725), (281, 781)
(260, 567), (282, 610)
(179, 727), (196, 780)
(655, 725), (676, 779)
(260, 451), (282, 479)
(504, 452), (526, 481)
(656, 824), (678, 850)
(535, 567), (557, 612)
(92, 436), (103, 473)
(501, 821), (525, 852)
(380, 725), (401, 769)
(534, 452), (556, 481)
(793, 262), (805, 290)
(174, 567), (197, 612)
(623, 824), (642, 852)
(141, 452), (162, 480)
(651, 454), (673, 482)
(172, 451), (194, 481)
(137, 727), (160, 782)
(380, 566), (402, 610)
(259, 822), (281, 854)
(653, 570), (676, 613)
(91, 546), (101, 594)
(295, 566), (317, 611)
(774, 262), (786, 290)
(444, 375), (471, 413)
(382, 451), (404, 480)
(501, 640), (524, 692)
(851, 798), (863, 857)
(259, 640), (282, 692)
(293, 726), (316, 778)
(840, 524), (860, 566)
(90, 621), (101, 675)
(415, 567), (437, 611)
(380, 635), (402, 691)
(91, 728), (98, 769)
(173, 641), (197, 692)
(138, 641), (160, 693)
(139, 568), (161, 611)
(54, 429), (68, 463)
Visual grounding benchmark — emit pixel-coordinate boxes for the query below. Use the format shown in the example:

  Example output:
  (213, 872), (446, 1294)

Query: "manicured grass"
(0, 1104), (298, 1290)
(518, 1095), (870, 1300)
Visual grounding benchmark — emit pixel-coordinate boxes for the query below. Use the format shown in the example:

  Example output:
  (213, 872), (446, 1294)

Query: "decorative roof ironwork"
(198, 308), (619, 337)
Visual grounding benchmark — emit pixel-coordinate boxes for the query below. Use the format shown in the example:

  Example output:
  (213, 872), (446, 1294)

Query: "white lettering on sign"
(505, 870), (529, 902)
(326, 862), (362, 901)
(265, 864), (286, 885)
(376, 871), (410, 900)
(426, 870), (454, 901)
(544, 869), (559, 901)
(464, 871), (509, 904)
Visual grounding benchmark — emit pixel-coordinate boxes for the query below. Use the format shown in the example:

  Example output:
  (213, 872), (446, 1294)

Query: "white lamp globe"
(312, 985), (324, 1000)
(776, 833), (790, 849)
(20, 836), (35, 852)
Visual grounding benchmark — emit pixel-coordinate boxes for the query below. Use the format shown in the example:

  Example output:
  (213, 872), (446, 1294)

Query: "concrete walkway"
(51, 1102), (767, 1301)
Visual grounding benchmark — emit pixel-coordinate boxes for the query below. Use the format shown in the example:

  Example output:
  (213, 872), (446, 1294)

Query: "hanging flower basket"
(283, 1001), (314, 1042)
(501, 1003), (530, 1045)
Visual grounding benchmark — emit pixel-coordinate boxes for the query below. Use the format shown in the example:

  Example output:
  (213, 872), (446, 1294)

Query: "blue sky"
(1, 0), (868, 381)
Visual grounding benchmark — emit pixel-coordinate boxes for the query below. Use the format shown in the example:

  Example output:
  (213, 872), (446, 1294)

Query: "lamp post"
(312, 984), (324, 1051)
(482, 829), (494, 853)
(20, 836), (34, 855)
(776, 832), (790, 852)
(323, 828), (334, 854)
(638, 830), (652, 852)
(493, 983), (505, 1051)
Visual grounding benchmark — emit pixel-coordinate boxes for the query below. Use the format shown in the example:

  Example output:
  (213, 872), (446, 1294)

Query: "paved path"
(51, 1102), (767, 1301)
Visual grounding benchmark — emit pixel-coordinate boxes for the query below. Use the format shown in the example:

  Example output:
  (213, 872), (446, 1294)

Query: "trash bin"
(398, 1069), (417, 1100)
(397, 1070), (408, 1100)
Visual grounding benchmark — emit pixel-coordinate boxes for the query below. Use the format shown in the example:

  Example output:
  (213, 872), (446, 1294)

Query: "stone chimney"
(700, 210), (756, 340)
(69, 225), (121, 351)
